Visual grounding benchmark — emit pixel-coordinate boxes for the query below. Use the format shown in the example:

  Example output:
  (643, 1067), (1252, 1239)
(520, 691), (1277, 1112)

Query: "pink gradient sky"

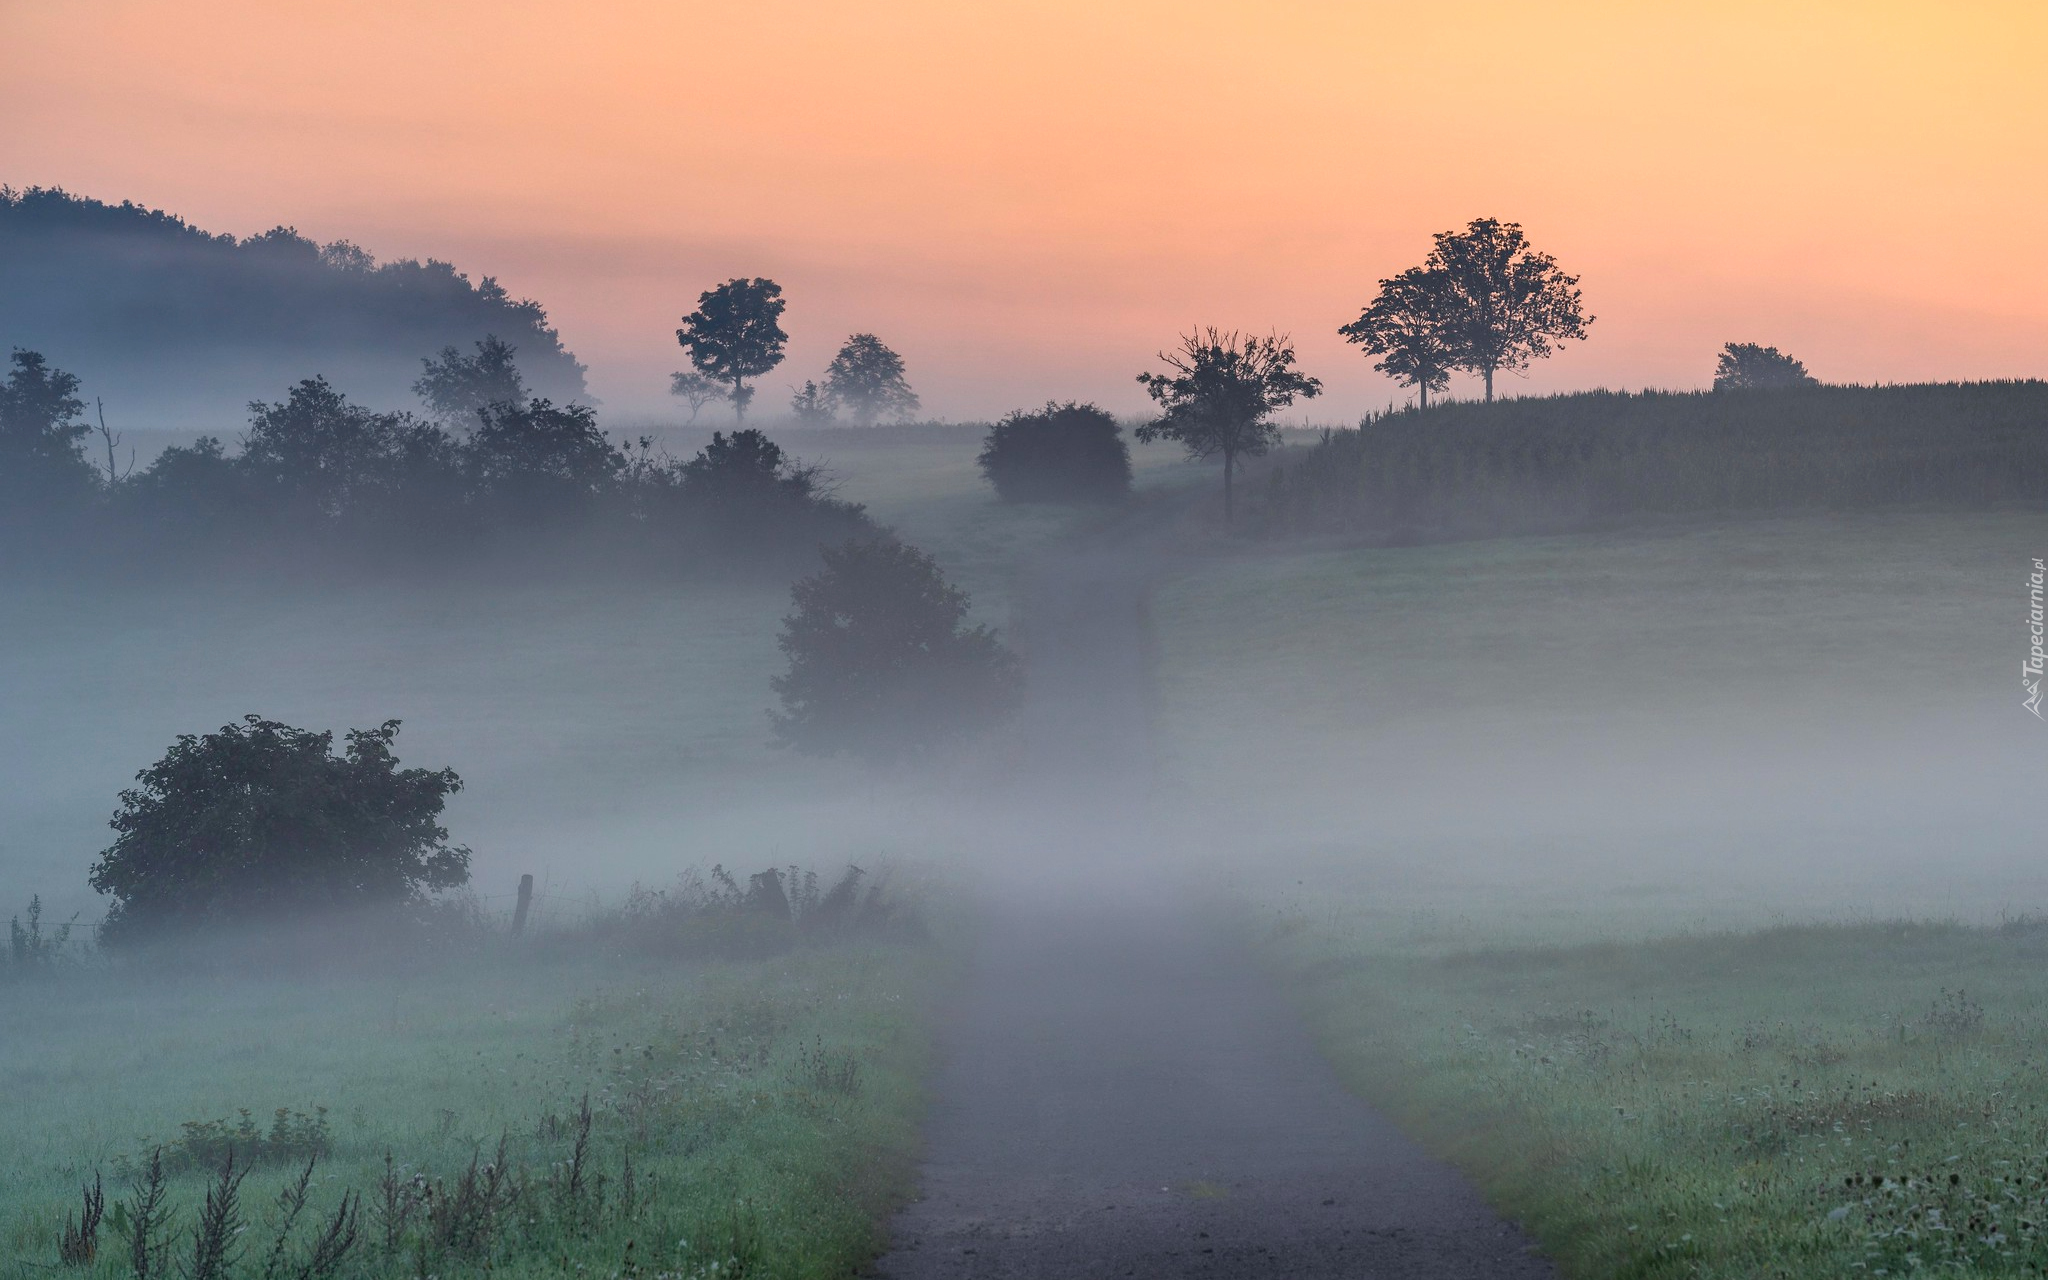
(4, 1), (2044, 420)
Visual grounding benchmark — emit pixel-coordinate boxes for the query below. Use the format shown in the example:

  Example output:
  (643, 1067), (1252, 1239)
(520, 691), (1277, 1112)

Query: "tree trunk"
(1483, 366), (1495, 402)
(1222, 449), (1235, 524)
(1418, 382), (1429, 411)
(733, 377), (747, 422)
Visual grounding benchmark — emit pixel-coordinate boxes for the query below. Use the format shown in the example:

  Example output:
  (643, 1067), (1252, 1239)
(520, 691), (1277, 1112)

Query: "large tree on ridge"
(676, 278), (788, 422)
(1417, 218), (1591, 402)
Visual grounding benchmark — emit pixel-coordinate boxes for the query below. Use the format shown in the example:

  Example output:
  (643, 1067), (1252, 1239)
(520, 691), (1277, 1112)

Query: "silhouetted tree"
(668, 370), (721, 423)
(239, 377), (451, 520)
(1338, 267), (1455, 409)
(0, 349), (96, 513)
(1713, 342), (1816, 391)
(88, 716), (469, 946)
(414, 335), (526, 424)
(1136, 329), (1321, 522)
(465, 398), (620, 518)
(822, 333), (919, 424)
(121, 436), (251, 534)
(675, 278), (788, 422)
(1412, 218), (1591, 401)
(977, 402), (1131, 503)
(790, 380), (836, 424)
(772, 538), (1022, 759)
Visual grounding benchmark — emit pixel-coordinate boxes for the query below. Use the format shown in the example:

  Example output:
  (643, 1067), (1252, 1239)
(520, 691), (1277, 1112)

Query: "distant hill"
(0, 186), (588, 426)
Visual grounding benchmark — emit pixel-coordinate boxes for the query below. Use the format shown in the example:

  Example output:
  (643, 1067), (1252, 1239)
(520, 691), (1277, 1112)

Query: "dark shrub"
(977, 402), (1131, 503)
(89, 717), (469, 946)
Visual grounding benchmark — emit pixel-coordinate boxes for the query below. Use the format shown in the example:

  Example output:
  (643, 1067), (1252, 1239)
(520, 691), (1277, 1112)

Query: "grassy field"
(1152, 509), (2039, 886)
(1156, 506), (2048, 1274)
(0, 918), (947, 1280)
(1251, 893), (2048, 1278)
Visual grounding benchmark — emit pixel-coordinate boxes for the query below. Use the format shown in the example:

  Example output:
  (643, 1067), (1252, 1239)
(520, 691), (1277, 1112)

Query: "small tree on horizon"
(771, 538), (1022, 759)
(675, 278), (788, 422)
(413, 335), (527, 425)
(1713, 342), (1816, 391)
(1136, 329), (1321, 522)
(790, 380), (837, 424)
(822, 333), (919, 424)
(88, 716), (469, 947)
(1412, 218), (1592, 401)
(1338, 267), (1455, 409)
(669, 370), (722, 423)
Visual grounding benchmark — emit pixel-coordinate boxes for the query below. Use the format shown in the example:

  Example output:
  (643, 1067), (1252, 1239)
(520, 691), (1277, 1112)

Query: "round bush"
(976, 402), (1132, 503)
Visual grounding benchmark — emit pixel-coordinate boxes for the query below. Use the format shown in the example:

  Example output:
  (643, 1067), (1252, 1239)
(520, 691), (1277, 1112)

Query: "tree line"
(0, 186), (590, 415)
(0, 341), (869, 575)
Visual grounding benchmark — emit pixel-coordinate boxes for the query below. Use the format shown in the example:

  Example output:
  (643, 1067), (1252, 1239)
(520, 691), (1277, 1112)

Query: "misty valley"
(5, 55), (2048, 1280)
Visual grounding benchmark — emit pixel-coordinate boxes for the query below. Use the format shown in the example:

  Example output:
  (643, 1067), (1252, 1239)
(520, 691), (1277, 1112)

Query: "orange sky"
(4, 0), (2044, 420)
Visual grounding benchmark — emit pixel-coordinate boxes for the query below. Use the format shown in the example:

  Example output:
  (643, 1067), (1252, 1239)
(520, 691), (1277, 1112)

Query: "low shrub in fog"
(976, 401), (1132, 504)
(88, 717), (470, 948)
(771, 538), (1022, 758)
(580, 864), (921, 960)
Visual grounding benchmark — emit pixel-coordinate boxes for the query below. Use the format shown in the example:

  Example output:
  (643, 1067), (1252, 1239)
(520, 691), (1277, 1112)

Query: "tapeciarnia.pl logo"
(2028, 557), (2045, 719)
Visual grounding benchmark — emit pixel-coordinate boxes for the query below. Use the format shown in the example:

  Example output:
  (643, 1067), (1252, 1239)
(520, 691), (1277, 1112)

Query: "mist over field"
(5, 6), (2047, 1275)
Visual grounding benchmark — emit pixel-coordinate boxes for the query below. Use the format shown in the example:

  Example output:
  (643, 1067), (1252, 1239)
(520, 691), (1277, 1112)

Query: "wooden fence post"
(511, 874), (534, 937)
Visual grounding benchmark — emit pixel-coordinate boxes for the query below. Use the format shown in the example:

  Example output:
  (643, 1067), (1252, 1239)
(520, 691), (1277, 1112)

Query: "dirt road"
(874, 505), (1552, 1278)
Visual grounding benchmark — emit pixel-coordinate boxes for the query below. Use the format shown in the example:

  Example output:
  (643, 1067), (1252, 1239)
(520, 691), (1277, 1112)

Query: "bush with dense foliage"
(88, 717), (470, 946)
(771, 538), (1022, 759)
(976, 401), (1131, 503)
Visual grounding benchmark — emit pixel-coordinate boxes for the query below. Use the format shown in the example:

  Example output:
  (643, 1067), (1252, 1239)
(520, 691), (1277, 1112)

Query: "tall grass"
(1258, 382), (2048, 539)
(0, 871), (948, 1280)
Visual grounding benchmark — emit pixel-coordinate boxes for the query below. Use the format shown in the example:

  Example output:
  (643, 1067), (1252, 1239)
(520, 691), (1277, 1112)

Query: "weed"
(146, 1108), (331, 1175)
(186, 1150), (248, 1280)
(792, 1037), (863, 1097)
(124, 1148), (174, 1280)
(57, 1173), (102, 1265)
(1920, 987), (1985, 1040)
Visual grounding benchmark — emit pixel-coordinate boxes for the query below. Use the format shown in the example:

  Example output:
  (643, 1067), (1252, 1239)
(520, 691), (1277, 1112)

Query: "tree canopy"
(822, 334), (920, 424)
(1714, 342), (1816, 391)
(88, 716), (469, 946)
(414, 334), (528, 423)
(771, 538), (1022, 759)
(1135, 329), (1320, 521)
(675, 278), (789, 421)
(1, 352), (876, 574)
(1418, 217), (1592, 401)
(1338, 267), (1455, 409)
(0, 348), (96, 516)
